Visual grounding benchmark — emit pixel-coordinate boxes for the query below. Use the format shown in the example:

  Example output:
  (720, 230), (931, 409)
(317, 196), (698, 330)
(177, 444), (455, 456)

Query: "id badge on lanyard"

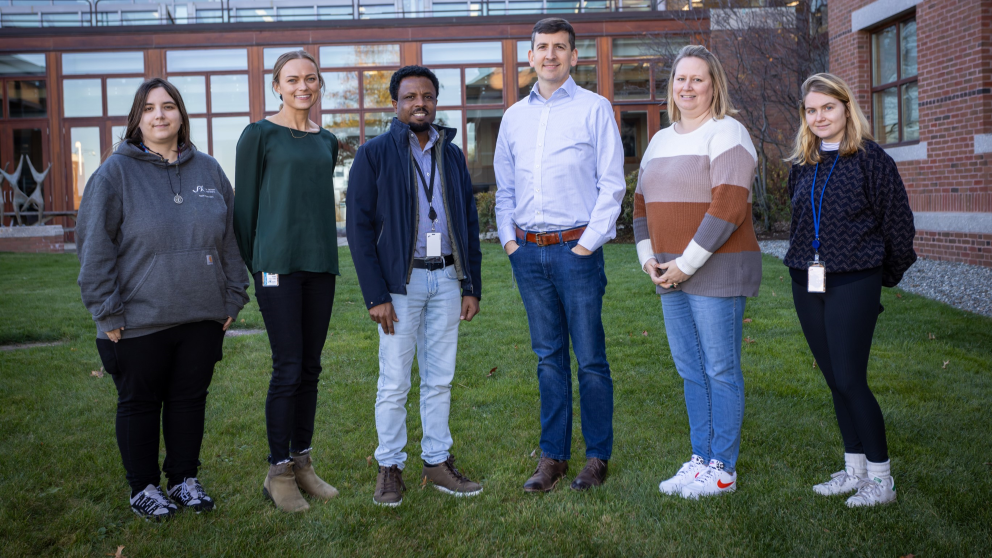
(413, 147), (442, 259)
(808, 155), (839, 293)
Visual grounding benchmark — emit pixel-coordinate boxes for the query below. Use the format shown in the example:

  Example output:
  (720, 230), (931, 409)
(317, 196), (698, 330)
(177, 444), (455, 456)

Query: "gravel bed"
(758, 240), (992, 318)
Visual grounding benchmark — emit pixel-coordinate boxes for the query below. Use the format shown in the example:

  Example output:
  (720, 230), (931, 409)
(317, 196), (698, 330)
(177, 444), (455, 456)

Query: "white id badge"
(426, 233), (442, 258)
(807, 262), (826, 293)
(262, 272), (280, 287)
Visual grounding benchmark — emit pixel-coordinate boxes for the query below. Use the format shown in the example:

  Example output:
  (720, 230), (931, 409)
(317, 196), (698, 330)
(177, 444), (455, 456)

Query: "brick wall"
(830, 0), (992, 267)
(0, 226), (65, 253)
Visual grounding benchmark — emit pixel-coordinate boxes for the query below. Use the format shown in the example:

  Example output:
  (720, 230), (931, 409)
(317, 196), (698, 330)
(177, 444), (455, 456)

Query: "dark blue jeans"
(253, 271), (336, 464)
(509, 238), (613, 461)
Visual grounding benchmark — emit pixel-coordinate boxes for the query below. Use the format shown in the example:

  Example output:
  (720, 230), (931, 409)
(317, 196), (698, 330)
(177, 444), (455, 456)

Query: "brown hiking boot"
(523, 457), (568, 493)
(570, 458), (608, 491)
(373, 465), (406, 507)
(263, 462), (309, 513)
(291, 451), (339, 500)
(421, 455), (483, 497)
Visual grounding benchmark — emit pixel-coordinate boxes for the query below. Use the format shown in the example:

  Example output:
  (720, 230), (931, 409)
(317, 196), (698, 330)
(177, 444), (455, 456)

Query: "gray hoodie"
(77, 141), (249, 340)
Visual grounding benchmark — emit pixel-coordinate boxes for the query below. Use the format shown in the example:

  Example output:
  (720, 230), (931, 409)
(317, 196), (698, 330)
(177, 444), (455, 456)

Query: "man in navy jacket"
(346, 66), (483, 507)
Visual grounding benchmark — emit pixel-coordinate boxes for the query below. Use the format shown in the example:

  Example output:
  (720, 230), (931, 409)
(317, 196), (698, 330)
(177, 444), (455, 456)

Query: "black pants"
(96, 321), (224, 494)
(253, 271), (336, 464)
(791, 267), (889, 463)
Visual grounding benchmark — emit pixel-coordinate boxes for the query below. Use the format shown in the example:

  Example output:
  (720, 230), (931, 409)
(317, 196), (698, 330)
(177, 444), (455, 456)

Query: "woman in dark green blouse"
(234, 50), (340, 513)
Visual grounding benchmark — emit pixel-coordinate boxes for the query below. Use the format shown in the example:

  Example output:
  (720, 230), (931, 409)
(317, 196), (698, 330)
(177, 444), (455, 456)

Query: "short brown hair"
(531, 18), (575, 51)
(788, 73), (873, 165)
(666, 44), (738, 123)
(122, 78), (192, 149)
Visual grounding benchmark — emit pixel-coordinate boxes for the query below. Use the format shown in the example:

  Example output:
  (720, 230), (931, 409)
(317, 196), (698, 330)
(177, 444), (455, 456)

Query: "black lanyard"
(411, 146), (438, 222)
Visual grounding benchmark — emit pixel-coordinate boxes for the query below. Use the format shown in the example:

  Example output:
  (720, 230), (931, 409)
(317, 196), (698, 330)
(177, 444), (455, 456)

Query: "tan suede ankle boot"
(262, 462), (309, 512)
(291, 451), (339, 500)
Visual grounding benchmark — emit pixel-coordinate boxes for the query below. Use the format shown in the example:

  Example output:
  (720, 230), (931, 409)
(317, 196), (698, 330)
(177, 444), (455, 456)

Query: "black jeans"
(96, 321), (224, 494)
(253, 271), (336, 464)
(790, 267), (889, 463)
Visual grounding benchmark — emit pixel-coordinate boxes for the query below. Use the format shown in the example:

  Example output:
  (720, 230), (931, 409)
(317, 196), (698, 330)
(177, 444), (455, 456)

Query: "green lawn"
(1, 246), (990, 557)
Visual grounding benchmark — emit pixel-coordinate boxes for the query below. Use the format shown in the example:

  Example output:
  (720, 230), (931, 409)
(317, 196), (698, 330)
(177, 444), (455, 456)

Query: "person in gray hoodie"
(76, 78), (249, 521)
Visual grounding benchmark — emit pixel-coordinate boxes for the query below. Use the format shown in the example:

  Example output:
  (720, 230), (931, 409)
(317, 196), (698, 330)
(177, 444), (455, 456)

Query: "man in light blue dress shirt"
(494, 17), (626, 493)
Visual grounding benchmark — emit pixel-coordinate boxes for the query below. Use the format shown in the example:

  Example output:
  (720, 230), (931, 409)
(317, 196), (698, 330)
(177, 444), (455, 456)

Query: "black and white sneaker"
(130, 484), (178, 521)
(168, 477), (215, 513)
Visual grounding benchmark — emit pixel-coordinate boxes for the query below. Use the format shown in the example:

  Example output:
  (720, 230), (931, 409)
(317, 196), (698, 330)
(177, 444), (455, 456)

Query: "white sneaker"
(129, 484), (178, 521)
(681, 459), (737, 500)
(659, 455), (707, 495)
(813, 467), (864, 496)
(846, 476), (897, 507)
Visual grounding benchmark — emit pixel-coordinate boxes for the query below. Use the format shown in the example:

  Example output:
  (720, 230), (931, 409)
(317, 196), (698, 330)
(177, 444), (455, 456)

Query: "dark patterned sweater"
(785, 140), (917, 287)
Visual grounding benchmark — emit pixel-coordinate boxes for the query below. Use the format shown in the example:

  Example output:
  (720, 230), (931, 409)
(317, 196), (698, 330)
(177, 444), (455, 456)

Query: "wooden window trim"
(870, 12), (918, 146)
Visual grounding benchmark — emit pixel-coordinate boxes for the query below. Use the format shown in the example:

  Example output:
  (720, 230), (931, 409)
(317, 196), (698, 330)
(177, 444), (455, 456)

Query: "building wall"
(830, 0), (992, 267)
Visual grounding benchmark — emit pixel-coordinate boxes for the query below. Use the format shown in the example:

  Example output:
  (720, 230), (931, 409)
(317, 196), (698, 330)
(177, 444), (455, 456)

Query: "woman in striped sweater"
(633, 45), (761, 499)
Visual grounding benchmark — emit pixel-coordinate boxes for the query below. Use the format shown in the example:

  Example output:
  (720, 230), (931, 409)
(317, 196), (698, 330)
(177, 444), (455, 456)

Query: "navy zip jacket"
(347, 117), (482, 310)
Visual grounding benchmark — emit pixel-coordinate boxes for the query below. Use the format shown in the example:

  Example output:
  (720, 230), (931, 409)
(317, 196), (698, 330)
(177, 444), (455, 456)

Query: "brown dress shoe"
(523, 457), (568, 492)
(570, 458), (608, 491)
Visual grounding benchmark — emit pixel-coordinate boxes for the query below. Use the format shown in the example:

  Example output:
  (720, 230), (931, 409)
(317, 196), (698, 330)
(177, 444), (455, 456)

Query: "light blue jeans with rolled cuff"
(373, 266), (462, 469)
(661, 291), (746, 473)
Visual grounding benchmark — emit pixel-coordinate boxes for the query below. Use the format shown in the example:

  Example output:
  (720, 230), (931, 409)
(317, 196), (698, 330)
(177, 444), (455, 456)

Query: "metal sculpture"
(0, 155), (50, 225)
(0, 157), (24, 227)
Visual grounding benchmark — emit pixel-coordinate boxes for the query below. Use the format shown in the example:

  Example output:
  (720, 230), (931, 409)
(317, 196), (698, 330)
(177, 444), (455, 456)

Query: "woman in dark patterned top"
(785, 73), (916, 508)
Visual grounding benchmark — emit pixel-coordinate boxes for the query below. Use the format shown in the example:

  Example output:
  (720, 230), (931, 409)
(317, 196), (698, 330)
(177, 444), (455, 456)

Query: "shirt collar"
(409, 125), (439, 153)
(528, 75), (577, 104)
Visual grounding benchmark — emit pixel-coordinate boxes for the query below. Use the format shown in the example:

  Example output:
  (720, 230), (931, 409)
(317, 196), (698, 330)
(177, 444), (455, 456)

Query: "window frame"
(869, 13), (918, 147)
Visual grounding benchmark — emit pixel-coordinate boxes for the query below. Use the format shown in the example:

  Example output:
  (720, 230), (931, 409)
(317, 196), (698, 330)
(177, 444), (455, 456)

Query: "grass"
(1, 245), (991, 557)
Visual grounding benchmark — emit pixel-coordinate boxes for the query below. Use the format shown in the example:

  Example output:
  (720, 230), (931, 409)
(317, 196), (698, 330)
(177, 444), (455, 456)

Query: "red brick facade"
(0, 226), (65, 254)
(830, 0), (992, 267)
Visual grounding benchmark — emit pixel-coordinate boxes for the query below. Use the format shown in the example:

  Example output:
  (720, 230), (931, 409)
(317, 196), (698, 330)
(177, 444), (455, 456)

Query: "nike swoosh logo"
(717, 480), (735, 489)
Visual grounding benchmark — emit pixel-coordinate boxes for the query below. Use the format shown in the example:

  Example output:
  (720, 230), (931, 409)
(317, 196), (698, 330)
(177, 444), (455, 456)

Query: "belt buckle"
(536, 231), (559, 247)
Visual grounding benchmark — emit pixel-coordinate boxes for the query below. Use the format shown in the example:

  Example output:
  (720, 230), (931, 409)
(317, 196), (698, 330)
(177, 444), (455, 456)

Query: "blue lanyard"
(810, 155), (839, 253)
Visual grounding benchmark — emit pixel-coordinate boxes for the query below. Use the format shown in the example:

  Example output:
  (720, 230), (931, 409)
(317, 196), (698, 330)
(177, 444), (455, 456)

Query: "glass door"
(615, 106), (670, 175)
(1, 124), (50, 226)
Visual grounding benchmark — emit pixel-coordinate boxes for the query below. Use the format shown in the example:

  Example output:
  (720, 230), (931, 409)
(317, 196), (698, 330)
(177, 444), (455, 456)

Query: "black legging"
(790, 267), (889, 463)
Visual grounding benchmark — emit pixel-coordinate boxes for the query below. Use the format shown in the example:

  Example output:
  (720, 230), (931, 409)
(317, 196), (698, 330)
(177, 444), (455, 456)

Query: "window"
(611, 37), (689, 103)
(872, 17), (917, 145)
(61, 52), (146, 118)
(516, 39), (597, 99)
(167, 49), (251, 185)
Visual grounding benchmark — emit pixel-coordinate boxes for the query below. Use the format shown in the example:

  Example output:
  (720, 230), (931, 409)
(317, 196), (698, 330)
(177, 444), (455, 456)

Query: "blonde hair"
(788, 73), (873, 165)
(666, 44), (738, 123)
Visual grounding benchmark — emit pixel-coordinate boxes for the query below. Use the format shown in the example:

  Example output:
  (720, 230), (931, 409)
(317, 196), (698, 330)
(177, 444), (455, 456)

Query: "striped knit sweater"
(633, 117), (761, 297)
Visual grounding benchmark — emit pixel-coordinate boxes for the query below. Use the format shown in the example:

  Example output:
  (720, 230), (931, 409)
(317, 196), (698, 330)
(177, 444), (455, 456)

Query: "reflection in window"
(873, 87), (899, 145)
(902, 82), (919, 142)
(364, 112), (393, 143)
(612, 37), (669, 59)
(571, 65), (597, 93)
(189, 118), (208, 152)
(264, 47), (306, 69)
(901, 20), (917, 78)
(613, 63), (650, 101)
(517, 67), (538, 100)
(211, 117), (249, 188)
(517, 38), (596, 62)
(63, 51), (144, 75)
(210, 75), (250, 114)
(167, 49), (249, 72)
(112, 125), (126, 147)
(7, 80), (47, 118)
(263, 73), (279, 112)
(466, 109), (502, 187)
(465, 68), (502, 105)
(363, 71), (394, 108)
(107, 78), (143, 117)
(63, 79), (102, 117)
(170, 76), (207, 114)
(319, 45), (400, 67)
(872, 26), (897, 87)
(434, 110), (463, 148)
(322, 113), (361, 228)
(434, 69), (462, 107)
(70, 127), (101, 209)
(0, 54), (46, 76)
(423, 42), (502, 65)
(322, 72), (359, 109)
(871, 17), (917, 144)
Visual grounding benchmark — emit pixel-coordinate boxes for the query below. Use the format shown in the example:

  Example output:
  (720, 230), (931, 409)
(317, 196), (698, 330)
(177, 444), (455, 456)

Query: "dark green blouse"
(234, 119), (339, 275)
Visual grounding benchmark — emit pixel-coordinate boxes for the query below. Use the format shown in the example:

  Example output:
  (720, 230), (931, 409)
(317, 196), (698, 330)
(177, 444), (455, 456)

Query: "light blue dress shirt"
(411, 126), (452, 258)
(493, 76), (626, 251)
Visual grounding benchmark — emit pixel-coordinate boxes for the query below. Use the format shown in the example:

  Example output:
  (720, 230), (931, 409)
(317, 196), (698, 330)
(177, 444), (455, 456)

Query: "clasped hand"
(644, 258), (691, 289)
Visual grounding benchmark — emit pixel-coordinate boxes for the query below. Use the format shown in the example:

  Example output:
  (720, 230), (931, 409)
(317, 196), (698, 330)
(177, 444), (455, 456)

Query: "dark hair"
(531, 17), (576, 51)
(122, 78), (192, 150)
(389, 65), (440, 101)
(271, 50), (325, 100)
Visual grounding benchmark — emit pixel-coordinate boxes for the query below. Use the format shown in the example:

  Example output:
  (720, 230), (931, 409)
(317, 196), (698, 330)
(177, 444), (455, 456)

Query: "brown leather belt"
(515, 225), (586, 247)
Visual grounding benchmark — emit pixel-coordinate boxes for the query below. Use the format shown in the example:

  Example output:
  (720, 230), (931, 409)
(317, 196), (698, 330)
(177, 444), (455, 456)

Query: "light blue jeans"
(661, 291), (746, 472)
(374, 266), (462, 468)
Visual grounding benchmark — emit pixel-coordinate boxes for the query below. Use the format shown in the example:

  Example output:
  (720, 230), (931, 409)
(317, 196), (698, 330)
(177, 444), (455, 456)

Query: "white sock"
(845, 453), (867, 477)
(867, 459), (892, 483)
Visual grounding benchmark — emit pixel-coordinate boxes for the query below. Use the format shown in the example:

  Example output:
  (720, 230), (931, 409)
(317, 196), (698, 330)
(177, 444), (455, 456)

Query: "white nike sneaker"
(659, 455), (707, 495)
(846, 476), (897, 507)
(813, 467), (865, 496)
(681, 459), (737, 500)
